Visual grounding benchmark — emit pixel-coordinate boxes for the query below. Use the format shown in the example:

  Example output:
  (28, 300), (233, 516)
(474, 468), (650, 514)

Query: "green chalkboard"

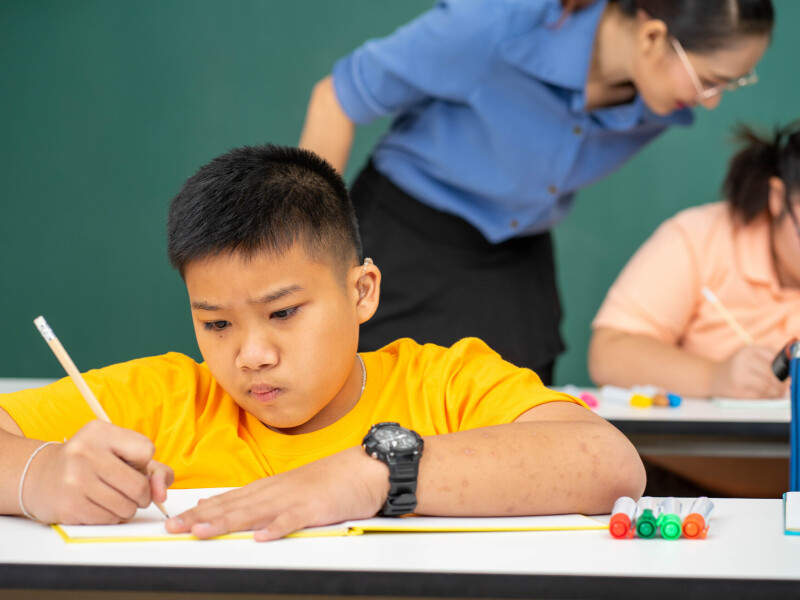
(1, 1), (798, 386)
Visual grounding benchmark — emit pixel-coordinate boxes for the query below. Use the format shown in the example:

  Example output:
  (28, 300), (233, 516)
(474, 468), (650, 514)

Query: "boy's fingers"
(85, 479), (141, 521)
(95, 455), (153, 509)
(107, 429), (157, 470)
(254, 511), (307, 542)
(147, 462), (174, 504)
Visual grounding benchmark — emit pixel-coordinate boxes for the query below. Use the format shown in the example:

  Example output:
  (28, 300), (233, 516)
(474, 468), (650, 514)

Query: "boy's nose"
(236, 335), (279, 370)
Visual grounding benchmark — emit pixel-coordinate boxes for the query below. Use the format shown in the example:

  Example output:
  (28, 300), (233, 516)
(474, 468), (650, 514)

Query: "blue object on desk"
(792, 356), (799, 491)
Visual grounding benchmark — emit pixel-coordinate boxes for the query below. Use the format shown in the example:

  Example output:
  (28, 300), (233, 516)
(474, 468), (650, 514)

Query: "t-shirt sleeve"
(436, 338), (586, 432)
(332, 0), (523, 124)
(592, 215), (701, 344)
(0, 353), (201, 443)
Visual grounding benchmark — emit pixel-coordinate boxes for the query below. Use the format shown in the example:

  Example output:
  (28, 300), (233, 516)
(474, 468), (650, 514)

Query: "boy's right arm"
(298, 75), (355, 174)
(0, 407), (172, 523)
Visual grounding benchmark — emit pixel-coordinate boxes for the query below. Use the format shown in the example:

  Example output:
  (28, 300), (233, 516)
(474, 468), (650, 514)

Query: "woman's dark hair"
(562, 0), (774, 52)
(724, 122), (800, 224)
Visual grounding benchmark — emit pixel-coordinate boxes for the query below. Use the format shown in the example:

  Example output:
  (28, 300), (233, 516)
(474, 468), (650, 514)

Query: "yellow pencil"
(33, 316), (169, 519)
(700, 287), (754, 345)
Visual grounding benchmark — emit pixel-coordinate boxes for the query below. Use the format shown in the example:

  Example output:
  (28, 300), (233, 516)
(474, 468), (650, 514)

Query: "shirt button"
(548, 185), (558, 195)
(510, 219), (519, 229)
(573, 125), (583, 135)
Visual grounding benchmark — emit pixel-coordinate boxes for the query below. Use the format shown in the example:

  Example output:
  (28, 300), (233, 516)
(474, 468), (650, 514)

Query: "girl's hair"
(561, 0), (774, 52)
(724, 123), (800, 224)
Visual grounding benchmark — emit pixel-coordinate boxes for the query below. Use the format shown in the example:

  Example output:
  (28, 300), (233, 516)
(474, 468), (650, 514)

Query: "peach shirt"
(592, 202), (800, 361)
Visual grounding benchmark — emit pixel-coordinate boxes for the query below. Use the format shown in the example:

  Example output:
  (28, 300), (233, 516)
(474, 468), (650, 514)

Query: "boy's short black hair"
(167, 144), (362, 278)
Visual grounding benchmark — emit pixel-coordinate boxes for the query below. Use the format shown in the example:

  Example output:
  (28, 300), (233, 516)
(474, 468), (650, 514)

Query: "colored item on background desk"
(667, 393), (682, 407)
(600, 385), (680, 409)
(560, 385), (599, 409)
(579, 391), (598, 409)
(609, 496), (636, 539)
(657, 497), (682, 540)
(683, 497), (714, 539)
(634, 497), (659, 539)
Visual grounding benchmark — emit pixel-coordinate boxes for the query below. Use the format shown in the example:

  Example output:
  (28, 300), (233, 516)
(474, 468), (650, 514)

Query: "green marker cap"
(658, 513), (682, 540)
(636, 509), (657, 539)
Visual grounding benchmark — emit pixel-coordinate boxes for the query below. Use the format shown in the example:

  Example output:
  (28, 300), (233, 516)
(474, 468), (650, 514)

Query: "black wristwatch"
(362, 422), (424, 516)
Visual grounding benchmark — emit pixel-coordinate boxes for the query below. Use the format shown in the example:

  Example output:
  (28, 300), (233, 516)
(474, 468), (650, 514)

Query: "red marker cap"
(609, 514), (634, 539)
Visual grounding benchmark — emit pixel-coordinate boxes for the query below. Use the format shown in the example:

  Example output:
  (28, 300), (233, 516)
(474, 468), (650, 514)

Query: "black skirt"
(351, 162), (564, 383)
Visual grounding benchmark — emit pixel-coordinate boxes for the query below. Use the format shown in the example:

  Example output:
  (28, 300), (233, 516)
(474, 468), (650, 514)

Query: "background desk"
(590, 394), (790, 459)
(1, 499), (799, 600)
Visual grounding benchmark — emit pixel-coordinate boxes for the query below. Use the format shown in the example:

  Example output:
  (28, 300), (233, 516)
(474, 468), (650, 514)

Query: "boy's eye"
(204, 320), (230, 331)
(271, 306), (300, 321)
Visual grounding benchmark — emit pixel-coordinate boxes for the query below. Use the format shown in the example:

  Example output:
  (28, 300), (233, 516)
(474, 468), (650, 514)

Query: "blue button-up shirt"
(333, 0), (693, 244)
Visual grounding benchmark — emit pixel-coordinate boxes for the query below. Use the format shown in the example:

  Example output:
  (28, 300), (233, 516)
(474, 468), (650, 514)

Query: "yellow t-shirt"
(0, 338), (582, 488)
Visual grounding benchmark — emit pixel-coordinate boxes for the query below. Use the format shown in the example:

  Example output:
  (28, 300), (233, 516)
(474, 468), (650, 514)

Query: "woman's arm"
(589, 326), (787, 398)
(298, 75), (355, 174)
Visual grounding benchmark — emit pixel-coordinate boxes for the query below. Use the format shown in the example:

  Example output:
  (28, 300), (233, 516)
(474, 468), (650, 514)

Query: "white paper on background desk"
(711, 397), (790, 409)
(54, 488), (606, 543)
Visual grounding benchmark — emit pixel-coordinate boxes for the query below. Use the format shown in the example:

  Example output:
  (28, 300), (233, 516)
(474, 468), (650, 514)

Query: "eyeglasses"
(670, 37), (758, 103)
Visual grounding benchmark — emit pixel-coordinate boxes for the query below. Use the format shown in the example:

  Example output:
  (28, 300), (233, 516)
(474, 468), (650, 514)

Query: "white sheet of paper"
(56, 488), (605, 542)
(711, 397), (790, 409)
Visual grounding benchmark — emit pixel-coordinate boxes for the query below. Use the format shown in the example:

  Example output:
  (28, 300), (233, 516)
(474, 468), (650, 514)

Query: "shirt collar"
(498, 0), (693, 129)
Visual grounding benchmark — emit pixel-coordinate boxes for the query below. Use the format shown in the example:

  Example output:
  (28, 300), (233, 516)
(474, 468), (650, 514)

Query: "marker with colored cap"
(635, 496), (659, 539)
(609, 496), (637, 539)
(657, 497), (683, 540)
(683, 497), (714, 539)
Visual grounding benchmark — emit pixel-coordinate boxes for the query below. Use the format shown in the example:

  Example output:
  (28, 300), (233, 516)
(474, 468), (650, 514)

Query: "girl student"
(589, 122), (800, 498)
(590, 122), (800, 401)
(300, 0), (773, 381)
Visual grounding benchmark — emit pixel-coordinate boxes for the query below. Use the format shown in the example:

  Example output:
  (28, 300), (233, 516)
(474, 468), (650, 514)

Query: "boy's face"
(183, 245), (370, 434)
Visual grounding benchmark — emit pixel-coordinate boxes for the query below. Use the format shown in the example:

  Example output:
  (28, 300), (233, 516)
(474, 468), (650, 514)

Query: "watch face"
(373, 425), (418, 452)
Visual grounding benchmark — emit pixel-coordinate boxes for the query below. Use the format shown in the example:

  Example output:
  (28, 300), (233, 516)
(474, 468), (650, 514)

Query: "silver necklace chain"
(357, 354), (367, 398)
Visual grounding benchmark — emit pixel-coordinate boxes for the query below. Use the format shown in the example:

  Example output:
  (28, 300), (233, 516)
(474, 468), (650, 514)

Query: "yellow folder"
(53, 488), (607, 543)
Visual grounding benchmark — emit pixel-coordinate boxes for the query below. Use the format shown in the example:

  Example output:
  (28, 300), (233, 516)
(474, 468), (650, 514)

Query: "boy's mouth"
(249, 384), (282, 404)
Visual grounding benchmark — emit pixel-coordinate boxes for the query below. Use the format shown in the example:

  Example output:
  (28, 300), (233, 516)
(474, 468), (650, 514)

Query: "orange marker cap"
(682, 514), (708, 539)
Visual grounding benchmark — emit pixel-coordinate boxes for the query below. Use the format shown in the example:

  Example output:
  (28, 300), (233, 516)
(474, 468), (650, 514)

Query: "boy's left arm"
(167, 401), (644, 541)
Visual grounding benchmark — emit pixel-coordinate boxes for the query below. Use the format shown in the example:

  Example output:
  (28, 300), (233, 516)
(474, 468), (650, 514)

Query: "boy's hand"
(166, 446), (389, 541)
(22, 420), (174, 524)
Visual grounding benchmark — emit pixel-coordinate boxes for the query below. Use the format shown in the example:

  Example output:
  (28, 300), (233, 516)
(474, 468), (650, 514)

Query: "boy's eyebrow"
(249, 285), (304, 305)
(190, 285), (304, 311)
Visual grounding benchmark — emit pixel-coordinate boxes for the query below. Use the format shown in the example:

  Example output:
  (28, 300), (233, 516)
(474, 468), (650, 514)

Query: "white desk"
(0, 499), (798, 599)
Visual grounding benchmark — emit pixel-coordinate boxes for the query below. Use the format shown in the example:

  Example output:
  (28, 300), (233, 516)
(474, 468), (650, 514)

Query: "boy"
(0, 145), (644, 541)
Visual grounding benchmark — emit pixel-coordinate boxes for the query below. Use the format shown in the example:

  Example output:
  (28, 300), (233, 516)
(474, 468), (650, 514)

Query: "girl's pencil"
(33, 316), (169, 519)
(700, 287), (754, 345)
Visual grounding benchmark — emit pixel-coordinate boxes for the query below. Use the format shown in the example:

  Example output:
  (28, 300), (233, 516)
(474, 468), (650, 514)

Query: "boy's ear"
(352, 260), (381, 324)
(768, 176), (787, 218)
